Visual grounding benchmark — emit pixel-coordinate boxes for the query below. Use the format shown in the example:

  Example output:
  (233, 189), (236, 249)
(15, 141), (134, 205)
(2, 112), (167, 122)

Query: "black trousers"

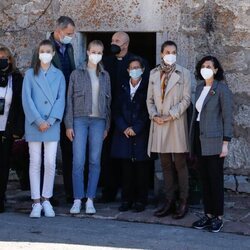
(194, 122), (224, 216)
(198, 155), (224, 216)
(101, 125), (121, 201)
(121, 159), (149, 205)
(0, 133), (13, 201)
(60, 123), (73, 199)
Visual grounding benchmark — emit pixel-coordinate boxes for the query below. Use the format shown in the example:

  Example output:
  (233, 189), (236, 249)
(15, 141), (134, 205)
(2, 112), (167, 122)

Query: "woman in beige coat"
(147, 40), (191, 219)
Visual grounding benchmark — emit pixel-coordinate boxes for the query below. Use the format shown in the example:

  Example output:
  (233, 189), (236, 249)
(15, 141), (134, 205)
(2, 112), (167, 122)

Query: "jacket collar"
(156, 64), (182, 97)
(34, 65), (57, 104)
(81, 62), (105, 73)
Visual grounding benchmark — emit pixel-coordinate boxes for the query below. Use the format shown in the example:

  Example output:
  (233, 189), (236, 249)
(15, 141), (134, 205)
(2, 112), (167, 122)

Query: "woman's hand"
(123, 127), (136, 138)
(38, 122), (50, 132)
(66, 128), (75, 142)
(220, 142), (229, 158)
(162, 115), (173, 122)
(153, 116), (165, 125)
(128, 128), (136, 137)
(103, 130), (108, 140)
(123, 128), (130, 138)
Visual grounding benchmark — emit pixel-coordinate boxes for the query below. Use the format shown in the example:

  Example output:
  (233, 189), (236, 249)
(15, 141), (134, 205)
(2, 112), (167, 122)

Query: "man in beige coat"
(147, 40), (191, 219)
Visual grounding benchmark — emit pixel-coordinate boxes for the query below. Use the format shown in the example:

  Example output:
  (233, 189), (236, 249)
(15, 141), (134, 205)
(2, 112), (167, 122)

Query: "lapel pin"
(210, 89), (216, 95)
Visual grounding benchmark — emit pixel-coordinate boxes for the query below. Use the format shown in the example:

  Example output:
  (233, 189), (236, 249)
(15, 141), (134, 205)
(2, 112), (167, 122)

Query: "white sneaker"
(85, 199), (96, 215)
(42, 200), (55, 217)
(70, 199), (82, 214)
(30, 203), (43, 218)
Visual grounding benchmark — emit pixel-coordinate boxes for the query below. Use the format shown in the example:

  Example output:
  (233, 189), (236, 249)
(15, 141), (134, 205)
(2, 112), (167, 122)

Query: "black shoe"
(118, 202), (132, 212)
(192, 215), (212, 229)
(133, 202), (145, 213)
(0, 200), (5, 213)
(210, 217), (223, 233)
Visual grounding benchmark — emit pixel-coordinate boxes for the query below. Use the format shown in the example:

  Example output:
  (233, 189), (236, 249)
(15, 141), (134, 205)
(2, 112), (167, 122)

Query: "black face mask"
(110, 44), (121, 55)
(0, 59), (11, 88)
(0, 59), (9, 70)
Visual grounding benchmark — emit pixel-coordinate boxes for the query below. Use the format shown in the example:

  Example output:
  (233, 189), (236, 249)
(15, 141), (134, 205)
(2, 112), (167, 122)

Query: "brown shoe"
(172, 199), (188, 219)
(154, 200), (175, 218)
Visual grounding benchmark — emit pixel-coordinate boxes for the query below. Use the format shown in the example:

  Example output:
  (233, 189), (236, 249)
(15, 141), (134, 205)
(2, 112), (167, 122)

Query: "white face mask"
(89, 54), (102, 65)
(163, 54), (176, 65)
(200, 68), (214, 80)
(60, 34), (73, 44)
(39, 53), (53, 64)
(129, 68), (143, 80)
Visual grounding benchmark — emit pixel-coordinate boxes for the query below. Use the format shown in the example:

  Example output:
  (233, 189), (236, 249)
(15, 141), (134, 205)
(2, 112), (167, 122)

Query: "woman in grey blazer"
(190, 56), (233, 233)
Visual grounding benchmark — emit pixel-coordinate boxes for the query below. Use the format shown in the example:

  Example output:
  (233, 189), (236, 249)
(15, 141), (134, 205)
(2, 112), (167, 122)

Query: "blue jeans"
(72, 117), (105, 199)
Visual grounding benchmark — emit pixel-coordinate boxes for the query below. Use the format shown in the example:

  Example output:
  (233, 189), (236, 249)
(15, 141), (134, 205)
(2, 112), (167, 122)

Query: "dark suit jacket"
(49, 33), (76, 74)
(189, 80), (233, 156)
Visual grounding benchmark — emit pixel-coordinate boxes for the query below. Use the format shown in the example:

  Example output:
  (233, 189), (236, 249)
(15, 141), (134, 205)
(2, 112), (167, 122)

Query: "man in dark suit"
(102, 32), (150, 202)
(49, 16), (76, 203)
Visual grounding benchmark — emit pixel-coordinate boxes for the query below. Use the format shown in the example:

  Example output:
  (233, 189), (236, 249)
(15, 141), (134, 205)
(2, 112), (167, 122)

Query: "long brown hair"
(0, 46), (17, 73)
(32, 40), (55, 75)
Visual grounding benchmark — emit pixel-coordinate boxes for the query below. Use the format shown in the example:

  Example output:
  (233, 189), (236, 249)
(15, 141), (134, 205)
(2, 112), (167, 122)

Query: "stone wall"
(0, 0), (249, 177)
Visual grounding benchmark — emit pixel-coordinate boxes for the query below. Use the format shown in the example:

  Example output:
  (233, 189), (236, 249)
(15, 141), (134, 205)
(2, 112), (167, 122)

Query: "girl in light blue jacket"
(22, 40), (65, 218)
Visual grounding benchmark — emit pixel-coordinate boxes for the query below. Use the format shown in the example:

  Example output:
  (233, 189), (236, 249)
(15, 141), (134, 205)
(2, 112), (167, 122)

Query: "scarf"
(160, 61), (176, 104)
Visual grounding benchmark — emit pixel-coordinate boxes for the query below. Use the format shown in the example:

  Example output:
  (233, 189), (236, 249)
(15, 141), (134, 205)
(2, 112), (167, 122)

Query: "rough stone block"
(224, 175), (237, 192)
(237, 175), (250, 193)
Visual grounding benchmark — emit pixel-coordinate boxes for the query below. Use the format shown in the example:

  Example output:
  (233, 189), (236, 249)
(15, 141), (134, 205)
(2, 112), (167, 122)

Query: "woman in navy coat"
(111, 56), (150, 212)
(22, 40), (65, 218)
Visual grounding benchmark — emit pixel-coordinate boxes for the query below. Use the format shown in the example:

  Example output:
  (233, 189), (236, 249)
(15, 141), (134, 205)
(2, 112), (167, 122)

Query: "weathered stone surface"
(237, 175), (250, 193)
(224, 175), (237, 192)
(226, 138), (250, 175)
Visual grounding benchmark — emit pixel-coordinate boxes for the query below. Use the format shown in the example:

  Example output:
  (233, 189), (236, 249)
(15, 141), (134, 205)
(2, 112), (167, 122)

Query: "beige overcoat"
(146, 64), (191, 155)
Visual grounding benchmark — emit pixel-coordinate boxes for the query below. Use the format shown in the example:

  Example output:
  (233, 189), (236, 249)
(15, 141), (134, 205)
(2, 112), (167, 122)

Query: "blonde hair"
(87, 40), (104, 76)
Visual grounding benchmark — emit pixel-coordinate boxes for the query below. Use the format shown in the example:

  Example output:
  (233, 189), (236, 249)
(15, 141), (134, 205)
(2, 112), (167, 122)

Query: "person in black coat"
(0, 46), (24, 212)
(101, 32), (150, 202)
(111, 56), (150, 212)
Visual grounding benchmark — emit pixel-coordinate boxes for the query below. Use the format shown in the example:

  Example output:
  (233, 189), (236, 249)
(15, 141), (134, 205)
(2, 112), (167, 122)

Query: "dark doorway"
(86, 32), (156, 69)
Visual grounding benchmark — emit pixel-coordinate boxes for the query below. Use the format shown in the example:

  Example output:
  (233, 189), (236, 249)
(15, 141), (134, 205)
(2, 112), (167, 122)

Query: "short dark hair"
(56, 16), (75, 29)
(161, 40), (177, 53)
(195, 55), (224, 81)
(32, 40), (55, 75)
(127, 56), (145, 69)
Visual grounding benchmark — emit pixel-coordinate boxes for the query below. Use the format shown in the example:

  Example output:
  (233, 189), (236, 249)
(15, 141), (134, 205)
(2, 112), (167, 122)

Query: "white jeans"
(28, 141), (58, 200)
